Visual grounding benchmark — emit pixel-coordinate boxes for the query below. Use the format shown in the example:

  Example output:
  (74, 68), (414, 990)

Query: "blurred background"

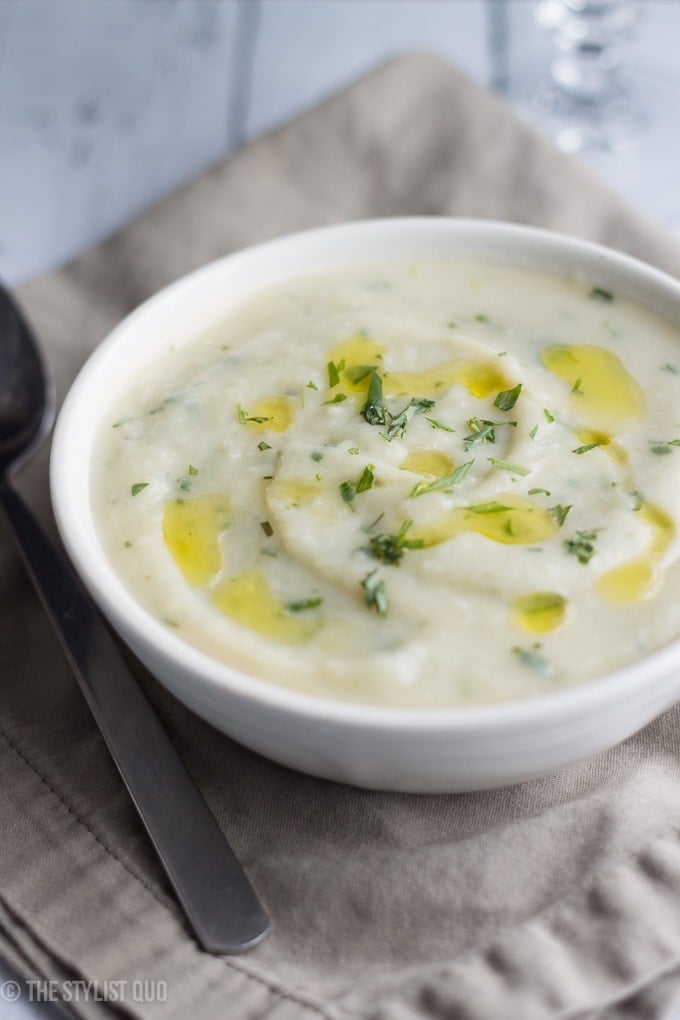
(1, 0), (680, 286)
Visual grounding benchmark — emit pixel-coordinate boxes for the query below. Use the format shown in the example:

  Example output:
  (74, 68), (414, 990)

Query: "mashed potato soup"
(91, 258), (680, 706)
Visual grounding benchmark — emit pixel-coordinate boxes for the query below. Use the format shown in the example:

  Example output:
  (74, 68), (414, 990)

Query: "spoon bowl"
(0, 284), (54, 476)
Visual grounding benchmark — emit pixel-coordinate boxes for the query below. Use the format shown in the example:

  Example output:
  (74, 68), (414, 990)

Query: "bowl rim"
(50, 215), (680, 733)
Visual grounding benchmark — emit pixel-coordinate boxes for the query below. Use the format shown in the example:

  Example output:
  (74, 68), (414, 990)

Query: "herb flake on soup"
(91, 259), (680, 707)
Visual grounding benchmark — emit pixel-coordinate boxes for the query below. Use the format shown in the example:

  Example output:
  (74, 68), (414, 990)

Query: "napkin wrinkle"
(0, 734), (338, 1020)
(331, 825), (680, 1019)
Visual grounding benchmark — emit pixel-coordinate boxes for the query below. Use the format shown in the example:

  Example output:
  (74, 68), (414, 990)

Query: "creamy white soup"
(91, 258), (680, 706)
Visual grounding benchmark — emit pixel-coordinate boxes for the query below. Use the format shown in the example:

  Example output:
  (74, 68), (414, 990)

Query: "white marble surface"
(3, 0), (679, 286)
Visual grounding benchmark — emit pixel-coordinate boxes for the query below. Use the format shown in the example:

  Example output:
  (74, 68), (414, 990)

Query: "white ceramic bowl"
(51, 218), (680, 793)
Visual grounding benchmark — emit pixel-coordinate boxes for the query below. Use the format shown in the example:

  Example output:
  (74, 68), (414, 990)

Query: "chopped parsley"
(548, 503), (572, 527)
(630, 490), (644, 511)
(258, 441), (272, 451)
(410, 460), (474, 497)
(649, 439), (680, 455)
(426, 417), (456, 433)
(356, 464), (375, 493)
(563, 529), (598, 564)
(365, 520), (423, 565)
(462, 417), (516, 449)
(591, 286), (614, 302)
(543, 408), (555, 423)
(323, 393), (347, 405)
(362, 370), (388, 426)
(361, 371), (434, 439)
(361, 570), (388, 615)
(130, 482), (149, 497)
(310, 451), (324, 462)
(327, 359), (345, 388)
(529, 425), (539, 440)
(382, 397), (435, 440)
(260, 521), (274, 537)
(493, 382), (522, 411)
(487, 457), (529, 476)
(339, 480), (356, 506)
(306, 380), (319, 390)
(512, 643), (552, 676)
(237, 405), (272, 425)
(286, 596), (323, 612)
(340, 464), (375, 505)
(573, 439), (606, 454)
(467, 501), (511, 514)
(188, 464), (198, 476)
(571, 378), (583, 395)
(528, 487), (551, 496)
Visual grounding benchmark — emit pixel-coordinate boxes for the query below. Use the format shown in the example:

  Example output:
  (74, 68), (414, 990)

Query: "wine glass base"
(501, 64), (680, 234)
(532, 79), (645, 153)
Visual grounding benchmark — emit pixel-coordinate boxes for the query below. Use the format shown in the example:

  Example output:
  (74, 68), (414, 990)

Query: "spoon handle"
(0, 479), (271, 954)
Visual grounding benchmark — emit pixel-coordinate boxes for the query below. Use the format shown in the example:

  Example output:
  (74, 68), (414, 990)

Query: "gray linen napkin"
(4, 54), (680, 1020)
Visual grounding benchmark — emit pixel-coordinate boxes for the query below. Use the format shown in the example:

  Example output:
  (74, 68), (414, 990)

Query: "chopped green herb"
(528, 487), (551, 496)
(475, 313), (489, 323)
(410, 460), (474, 498)
(361, 570), (388, 616)
(573, 440), (606, 454)
(323, 393), (348, 405)
(649, 439), (680, 455)
(364, 512), (385, 533)
(571, 378), (583, 395)
(348, 447), (359, 455)
(345, 364), (376, 384)
(339, 480), (356, 506)
(493, 382), (522, 411)
(258, 441), (272, 451)
(311, 451), (324, 462)
(426, 417), (456, 433)
(467, 501), (511, 514)
(356, 464), (375, 493)
(366, 520), (423, 566)
(548, 503), (572, 527)
(327, 358), (345, 388)
(306, 380), (319, 390)
(188, 464), (199, 475)
(512, 643), (552, 675)
(462, 417), (504, 448)
(237, 404), (272, 425)
(630, 490), (644, 511)
(591, 286), (614, 302)
(563, 529), (597, 564)
(260, 521), (274, 537)
(131, 482), (149, 497)
(179, 477), (191, 492)
(382, 397), (435, 441)
(362, 370), (388, 426)
(487, 457), (529, 476)
(340, 464), (376, 505)
(529, 425), (539, 440)
(124, 540), (133, 548)
(286, 596), (323, 612)
(543, 408), (555, 423)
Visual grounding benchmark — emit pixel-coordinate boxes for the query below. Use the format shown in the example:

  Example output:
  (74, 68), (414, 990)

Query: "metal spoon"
(0, 282), (270, 954)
